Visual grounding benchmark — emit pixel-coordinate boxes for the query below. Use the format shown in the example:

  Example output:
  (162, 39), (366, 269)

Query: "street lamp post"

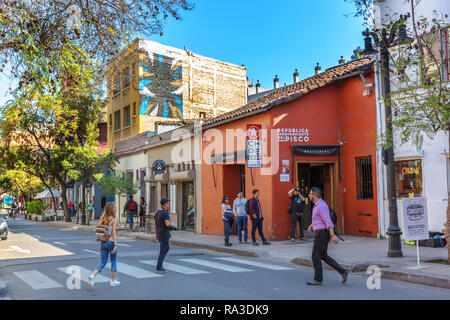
(362, 15), (411, 257)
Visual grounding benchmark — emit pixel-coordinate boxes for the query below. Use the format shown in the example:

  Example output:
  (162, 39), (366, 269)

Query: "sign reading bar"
(246, 124), (262, 168)
(403, 197), (428, 241)
(292, 145), (340, 156)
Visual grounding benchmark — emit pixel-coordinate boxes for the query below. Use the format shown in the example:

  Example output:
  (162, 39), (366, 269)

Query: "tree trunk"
(60, 183), (71, 222)
(447, 129), (450, 263)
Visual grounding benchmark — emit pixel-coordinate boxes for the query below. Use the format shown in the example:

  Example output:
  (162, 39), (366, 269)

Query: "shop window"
(124, 106), (130, 127)
(114, 110), (121, 130)
(356, 156), (373, 200)
(395, 159), (423, 198)
(161, 183), (168, 200)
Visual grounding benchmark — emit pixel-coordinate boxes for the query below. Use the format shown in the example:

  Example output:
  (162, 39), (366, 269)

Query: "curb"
(0, 280), (6, 297)
(42, 221), (261, 258)
(290, 257), (450, 289)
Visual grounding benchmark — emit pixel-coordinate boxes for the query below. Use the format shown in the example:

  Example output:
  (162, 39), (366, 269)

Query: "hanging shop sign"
(292, 145), (340, 156)
(246, 124), (262, 168)
(152, 159), (167, 174)
(278, 128), (309, 142)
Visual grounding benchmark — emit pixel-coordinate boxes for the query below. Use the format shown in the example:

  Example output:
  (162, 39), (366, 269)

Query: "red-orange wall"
(201, 69), (378, 239)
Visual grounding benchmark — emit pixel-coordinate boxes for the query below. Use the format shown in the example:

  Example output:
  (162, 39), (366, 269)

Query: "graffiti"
(139, 52), (183, 119)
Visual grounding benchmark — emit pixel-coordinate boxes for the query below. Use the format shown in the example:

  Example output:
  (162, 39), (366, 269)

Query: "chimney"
(315, 62), (322, 75)
(256, 80), (261, 93)
(273, 75), (279, 89)
(293, 68), (299, 83)
(338, 56), (345, 64)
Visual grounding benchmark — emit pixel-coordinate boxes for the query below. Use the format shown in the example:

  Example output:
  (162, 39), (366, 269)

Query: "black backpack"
(245, 200), (250, 215)
(329, 209), (338, 225)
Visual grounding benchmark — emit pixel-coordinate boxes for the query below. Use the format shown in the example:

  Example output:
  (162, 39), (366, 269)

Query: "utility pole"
(362, 15), (411, 257)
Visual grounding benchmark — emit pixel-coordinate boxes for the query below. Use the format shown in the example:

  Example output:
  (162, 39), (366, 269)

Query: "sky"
(0, 0), (365, 105)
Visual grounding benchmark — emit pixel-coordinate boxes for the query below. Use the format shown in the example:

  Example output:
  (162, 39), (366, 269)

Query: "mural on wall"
(139, 52), (183, 118)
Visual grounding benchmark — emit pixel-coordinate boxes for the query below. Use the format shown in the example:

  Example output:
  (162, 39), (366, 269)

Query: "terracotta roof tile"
(203, 58), (374, 127)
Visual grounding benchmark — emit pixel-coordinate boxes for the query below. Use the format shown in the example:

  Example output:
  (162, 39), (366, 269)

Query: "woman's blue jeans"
(96, 240), (117, 272)
(223, 219), (232, 242)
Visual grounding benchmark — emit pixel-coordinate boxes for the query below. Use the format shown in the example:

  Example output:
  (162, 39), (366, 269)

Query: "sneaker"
(155, 268), (167, 274)
(252, 242), (259, 246)
(289, 238), (295, 242)
(341, 269), (349, 284)
(110, 279), (121, 287)
(306, 280), (322, 286)
(88, 274), (95, 288)
(299, 237), (308, 241)
(262, 241), (271, 245)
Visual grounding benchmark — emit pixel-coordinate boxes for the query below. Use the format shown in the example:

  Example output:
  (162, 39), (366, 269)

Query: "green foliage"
(26, 200), (47, 215)
(96, 170), (139, 198)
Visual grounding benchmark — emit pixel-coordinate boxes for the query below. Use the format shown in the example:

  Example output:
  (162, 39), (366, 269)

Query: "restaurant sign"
(246, 124), (262, 168)
(292, 145), (340, 156)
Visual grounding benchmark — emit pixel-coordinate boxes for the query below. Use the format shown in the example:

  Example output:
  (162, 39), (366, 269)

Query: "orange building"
(201, 58), (379, 240)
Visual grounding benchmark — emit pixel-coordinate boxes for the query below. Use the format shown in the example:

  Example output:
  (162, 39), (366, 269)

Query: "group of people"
(88, 186), (348, 287)
(123, 195), (147, 230)
(88, 197), (176, 287)
(221, 189), (271, 246)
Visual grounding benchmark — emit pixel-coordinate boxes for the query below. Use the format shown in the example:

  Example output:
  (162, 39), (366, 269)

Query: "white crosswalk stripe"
(215, 257), (294, 270)
(139, 260), (209, 275)
(179, 258), (253, 272)
(13, 270), (63, 290)
(109, 262), (162, 278)
(58, 266), (110, 283)
(116, 243), (130, 247)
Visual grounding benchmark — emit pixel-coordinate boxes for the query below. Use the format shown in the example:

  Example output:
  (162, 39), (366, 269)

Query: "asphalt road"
(1, 215), (449, 300)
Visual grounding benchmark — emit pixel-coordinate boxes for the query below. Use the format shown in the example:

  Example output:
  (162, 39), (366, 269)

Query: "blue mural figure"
(139, 52), (183, 119)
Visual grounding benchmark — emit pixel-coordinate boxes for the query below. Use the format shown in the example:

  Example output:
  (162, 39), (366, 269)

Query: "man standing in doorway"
(233, 190), (248, 244)
(248, 189), (271, 246)
(306, 187), (348, 286)
(288, 187), (307, 242)
(154, 198), (177, 274)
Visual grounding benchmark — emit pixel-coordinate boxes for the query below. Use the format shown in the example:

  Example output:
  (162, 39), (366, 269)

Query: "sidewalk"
(27, 216), (450, 289)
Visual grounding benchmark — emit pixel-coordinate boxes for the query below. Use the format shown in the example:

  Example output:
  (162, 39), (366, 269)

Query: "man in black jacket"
(248, 189), (271, 246)
(288, 187), (307, 241)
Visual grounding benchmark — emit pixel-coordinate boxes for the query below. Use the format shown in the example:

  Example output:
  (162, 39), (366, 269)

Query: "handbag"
(223, 211), (233, 220)
(95, 225), (111, 242)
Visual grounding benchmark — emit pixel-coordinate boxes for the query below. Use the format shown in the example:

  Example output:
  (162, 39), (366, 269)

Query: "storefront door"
(182, 181), (195, 232)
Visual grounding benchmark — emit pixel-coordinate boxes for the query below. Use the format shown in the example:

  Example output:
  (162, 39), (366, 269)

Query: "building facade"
(106, 38), (248, 153)
(201, 58), (379, 240)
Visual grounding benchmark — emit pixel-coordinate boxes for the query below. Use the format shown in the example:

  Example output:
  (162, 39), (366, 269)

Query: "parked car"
(0, 216), (8, 240)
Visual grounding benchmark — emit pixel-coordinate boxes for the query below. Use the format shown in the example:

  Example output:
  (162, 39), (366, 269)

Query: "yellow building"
(107, 38), (248, 152)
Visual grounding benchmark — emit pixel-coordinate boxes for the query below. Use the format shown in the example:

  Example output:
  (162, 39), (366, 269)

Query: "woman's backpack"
(95, 225), (111, 242)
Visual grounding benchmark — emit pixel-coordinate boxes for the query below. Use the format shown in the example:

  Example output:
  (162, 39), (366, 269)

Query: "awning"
(34, 189), (61, 199)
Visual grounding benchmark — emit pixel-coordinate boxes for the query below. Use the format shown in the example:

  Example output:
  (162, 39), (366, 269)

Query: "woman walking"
(222, 196), (234, 247)
(88, 202), (120, 288)
(139, 197), (146, 227)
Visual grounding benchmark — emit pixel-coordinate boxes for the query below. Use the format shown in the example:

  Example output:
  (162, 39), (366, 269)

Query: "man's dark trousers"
(251, 217), (267, 243)
(312, 229), (346, 282)
(156, 238), (170, 270)
(290, 212), (304, 239)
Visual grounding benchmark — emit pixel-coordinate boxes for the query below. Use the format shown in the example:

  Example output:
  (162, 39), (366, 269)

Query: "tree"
(347, 0), (450, 260)
(0, 169), (45, 200)
(96, 169), (139, 226)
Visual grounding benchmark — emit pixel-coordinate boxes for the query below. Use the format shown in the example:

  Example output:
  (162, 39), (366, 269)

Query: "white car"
(0, 216), (8, 240)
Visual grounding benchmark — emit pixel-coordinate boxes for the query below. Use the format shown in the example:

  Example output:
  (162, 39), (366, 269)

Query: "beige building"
(107, 38), (247, 152)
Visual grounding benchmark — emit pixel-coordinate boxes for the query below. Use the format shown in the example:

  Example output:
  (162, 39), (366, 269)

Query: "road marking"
(215, 257), (294, 270)
(110, 262), (162, 278)
(32, 235), (42, 239)
(54, 242), (66, 246)
(14, 270), (63, 290)
(58, 266), (110, 283)
(116, 243), (130, 247)
(6, 246), (30, 254)
(83, 249), (99, 255)
(139, 260), (209, 275)
(179, 258), (253, 272)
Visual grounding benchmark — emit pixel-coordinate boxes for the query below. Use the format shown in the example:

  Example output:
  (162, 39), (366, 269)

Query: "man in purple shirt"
(306, 187), (348, 286)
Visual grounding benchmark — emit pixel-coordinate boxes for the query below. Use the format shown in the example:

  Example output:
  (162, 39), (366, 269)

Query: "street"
(0, 216), (449, 300)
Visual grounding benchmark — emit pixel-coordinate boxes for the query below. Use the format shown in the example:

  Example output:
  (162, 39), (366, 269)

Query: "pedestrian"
(88, 202), (120, 288)
(87, 201), (94, 220)
(139, 197), (146, 227)
(233, 190), (248, 244)
(154, 198), (177, 273)
(248, 189), (271, 246)
(306, 187), (348, 286)
(124, 195), (138, 230)
(288, 187), (307, 242)
(68, 201), (73, 217)
(222, 196), (234, 246)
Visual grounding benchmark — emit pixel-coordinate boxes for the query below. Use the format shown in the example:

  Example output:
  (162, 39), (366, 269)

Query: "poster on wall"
(246, 124), (262, 168)
(169, 183), (177, 214)
(402, 197), (428, 241)
(280, 160), (290, 182)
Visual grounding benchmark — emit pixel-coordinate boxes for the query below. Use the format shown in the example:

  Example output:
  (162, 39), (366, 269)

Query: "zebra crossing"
(11, 257), (295, 291)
